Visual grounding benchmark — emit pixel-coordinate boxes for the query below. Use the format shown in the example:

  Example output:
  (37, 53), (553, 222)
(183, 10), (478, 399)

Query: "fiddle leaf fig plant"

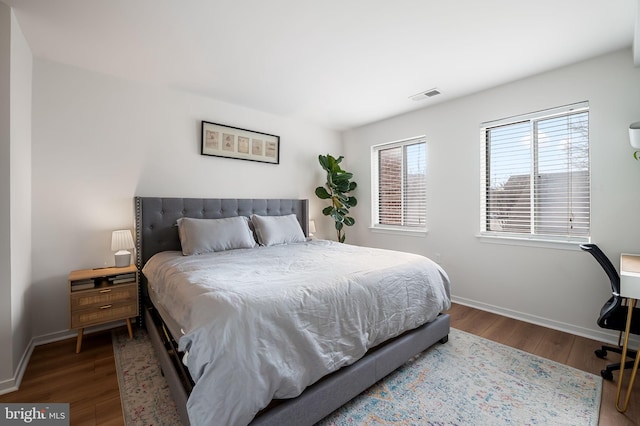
(315, 154), (357, 243)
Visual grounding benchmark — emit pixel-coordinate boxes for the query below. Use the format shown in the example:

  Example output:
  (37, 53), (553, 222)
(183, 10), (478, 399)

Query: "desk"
(616, 254), (640, 412)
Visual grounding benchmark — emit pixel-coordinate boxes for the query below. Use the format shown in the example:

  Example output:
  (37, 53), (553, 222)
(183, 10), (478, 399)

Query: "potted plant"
(315, 154), (357, 243)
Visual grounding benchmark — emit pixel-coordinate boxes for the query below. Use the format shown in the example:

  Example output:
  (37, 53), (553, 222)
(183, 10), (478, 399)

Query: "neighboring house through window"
(371, 136), (427, 232)
(480, 102), (590, 243)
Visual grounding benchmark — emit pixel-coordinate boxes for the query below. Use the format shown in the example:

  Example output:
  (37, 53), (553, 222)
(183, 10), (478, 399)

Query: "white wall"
(0, 2), (33, 393)
(30, 58), (341, 338)
(343, 48), (640, 342)
(0, 1), (13, 384)
(9, 6), (32, 378)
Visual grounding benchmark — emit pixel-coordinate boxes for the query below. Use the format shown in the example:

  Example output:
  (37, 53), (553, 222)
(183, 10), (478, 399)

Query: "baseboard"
(0, 337), (34, 396)
(451, 296), (640, 348)
(0, 378), (18, 396)
(0, 320), (128, 396)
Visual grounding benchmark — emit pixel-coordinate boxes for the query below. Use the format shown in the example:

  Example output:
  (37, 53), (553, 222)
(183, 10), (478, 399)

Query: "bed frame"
(134, 197), (450, 426)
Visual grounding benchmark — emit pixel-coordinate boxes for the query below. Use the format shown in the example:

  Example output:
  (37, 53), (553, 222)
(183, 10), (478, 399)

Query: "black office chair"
(580, 243), (640, 380)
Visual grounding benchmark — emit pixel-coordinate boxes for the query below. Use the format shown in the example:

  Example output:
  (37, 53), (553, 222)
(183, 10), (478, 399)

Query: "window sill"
(476, 233), (589, 251)
(370, 226), (428, 237)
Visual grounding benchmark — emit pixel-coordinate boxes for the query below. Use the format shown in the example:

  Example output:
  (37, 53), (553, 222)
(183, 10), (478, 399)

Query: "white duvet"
(142, 240), (451, 426)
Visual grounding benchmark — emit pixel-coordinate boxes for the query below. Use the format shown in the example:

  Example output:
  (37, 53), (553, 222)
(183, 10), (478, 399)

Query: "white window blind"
(480, 102), (590, 242)
(372, 137), (427, 230)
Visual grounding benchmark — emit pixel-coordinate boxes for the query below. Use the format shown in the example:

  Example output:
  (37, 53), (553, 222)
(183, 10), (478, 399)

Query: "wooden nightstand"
(68, 264), (139, 353)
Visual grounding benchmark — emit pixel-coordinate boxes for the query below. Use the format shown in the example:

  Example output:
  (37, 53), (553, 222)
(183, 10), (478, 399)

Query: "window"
(480, 102), (590, 243)
(372, 136), (427, 231)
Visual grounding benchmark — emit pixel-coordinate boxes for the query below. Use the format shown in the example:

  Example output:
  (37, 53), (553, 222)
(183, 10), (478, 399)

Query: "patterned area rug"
(319, 328), (602, 425)
(112, 327), (182, 425)
(113, 327), (601, 426)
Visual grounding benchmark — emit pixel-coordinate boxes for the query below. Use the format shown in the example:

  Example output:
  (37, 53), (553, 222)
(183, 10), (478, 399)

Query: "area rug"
(318, 328), (602, 425)
(113, 327), (601, 426)
(112, 327), (182, 425)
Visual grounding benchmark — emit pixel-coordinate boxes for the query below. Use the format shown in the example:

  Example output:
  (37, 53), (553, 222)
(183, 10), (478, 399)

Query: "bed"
(135, 197), (451, 426)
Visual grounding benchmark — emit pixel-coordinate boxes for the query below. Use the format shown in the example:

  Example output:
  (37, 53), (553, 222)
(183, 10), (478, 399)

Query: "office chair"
(580, 243), (640, 380)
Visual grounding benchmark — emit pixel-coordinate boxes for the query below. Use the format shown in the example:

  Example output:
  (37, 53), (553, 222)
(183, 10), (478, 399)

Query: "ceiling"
(5, 0), (638, 131)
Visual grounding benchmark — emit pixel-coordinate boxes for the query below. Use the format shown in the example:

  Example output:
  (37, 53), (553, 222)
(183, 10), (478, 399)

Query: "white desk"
(616, 254), (640, 413)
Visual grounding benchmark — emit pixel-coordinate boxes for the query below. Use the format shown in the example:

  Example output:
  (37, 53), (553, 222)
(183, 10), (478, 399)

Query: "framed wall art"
(201, 121), (280, 164)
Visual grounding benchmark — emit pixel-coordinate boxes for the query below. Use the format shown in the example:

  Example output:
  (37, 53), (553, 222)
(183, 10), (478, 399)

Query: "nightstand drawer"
(71, 301), (138, 329)
(70, 283), (137, 310)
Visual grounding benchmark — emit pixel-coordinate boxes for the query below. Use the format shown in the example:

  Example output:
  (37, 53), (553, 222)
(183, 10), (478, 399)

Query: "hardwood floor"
(1, 303), (638, 425)
(0, 331), (123, 425)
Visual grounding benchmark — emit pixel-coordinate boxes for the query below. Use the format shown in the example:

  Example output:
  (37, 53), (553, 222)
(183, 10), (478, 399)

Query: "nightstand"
(68, 264), (139, 353)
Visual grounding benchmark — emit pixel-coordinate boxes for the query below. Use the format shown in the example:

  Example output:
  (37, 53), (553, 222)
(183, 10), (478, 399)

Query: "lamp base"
(114, 250), (131, 268)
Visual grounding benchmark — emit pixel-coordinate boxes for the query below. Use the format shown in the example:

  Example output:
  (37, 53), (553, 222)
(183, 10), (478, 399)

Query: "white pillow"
(250, 214), (306, 246)
(177, 216), (256, 255)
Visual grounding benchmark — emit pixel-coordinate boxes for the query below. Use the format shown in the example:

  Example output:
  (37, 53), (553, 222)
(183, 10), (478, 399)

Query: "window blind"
(480, 102), (590, 241)
(373, 137), (426, 229)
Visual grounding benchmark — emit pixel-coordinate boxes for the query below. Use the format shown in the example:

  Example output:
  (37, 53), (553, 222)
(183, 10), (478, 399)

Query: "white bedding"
(142, 239), (451, 426)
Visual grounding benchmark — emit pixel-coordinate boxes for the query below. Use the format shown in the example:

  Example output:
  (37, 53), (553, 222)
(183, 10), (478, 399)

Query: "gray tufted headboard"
(134, 197), (309, 269)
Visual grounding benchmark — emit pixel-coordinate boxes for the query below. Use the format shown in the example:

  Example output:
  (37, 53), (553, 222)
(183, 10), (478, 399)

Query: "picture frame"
(201, 121), (280, 164)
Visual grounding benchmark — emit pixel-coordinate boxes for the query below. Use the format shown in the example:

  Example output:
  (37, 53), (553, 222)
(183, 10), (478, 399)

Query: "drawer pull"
(99, 289), (112, 293)
(100, 304), (112, 309)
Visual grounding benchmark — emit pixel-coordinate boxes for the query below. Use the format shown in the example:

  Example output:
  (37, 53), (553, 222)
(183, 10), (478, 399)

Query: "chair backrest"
(580, 243), (627, 330)
(580, 243), (621, 294)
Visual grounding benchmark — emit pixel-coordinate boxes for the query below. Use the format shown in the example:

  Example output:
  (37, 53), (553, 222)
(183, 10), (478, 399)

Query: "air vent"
(409, 88), (441, 101)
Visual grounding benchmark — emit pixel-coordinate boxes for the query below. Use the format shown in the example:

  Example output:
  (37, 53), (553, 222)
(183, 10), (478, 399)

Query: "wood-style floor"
(0, 331), (122, 425)
(1, 303), (638, 425)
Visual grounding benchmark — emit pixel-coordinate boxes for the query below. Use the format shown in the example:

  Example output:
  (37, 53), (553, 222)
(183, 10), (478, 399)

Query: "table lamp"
(111, 229), (134, 267)
(308, 219), (316, 237)
(630, 121), (640, 148)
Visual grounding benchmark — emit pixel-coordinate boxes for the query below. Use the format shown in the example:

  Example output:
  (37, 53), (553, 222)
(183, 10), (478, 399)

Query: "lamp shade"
(111, 230), (134, 251)
(111, 230), (134, 267)
(308, 220), (316, 235)
(630, 121), (640, 149)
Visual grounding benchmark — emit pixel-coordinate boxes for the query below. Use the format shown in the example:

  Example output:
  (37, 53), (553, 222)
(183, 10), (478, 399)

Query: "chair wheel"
(601, 369), (614, 381)
(595, 349), (607, 359)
